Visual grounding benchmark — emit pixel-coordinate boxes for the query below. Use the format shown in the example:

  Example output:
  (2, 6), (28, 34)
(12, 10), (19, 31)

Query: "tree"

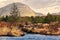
(1, 16), (9, 22)
(10, 3), (21, 22)
(44, 13), (53, 23)
(56, 16), (60, 22)
(33, 16), (44, 23)
(30, 16), (35, 23)
(10, 3), (20, 17)
(30, 16), (44, 23)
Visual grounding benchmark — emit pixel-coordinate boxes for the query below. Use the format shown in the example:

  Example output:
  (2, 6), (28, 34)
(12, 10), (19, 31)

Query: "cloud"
(0, 0), (59, 9)
(23, 0), (57, 9)
(22, 0), (60, 15)
(0, 0), (7, 2)
(0, 0), (23, 8)
(36, 6), (60, 15)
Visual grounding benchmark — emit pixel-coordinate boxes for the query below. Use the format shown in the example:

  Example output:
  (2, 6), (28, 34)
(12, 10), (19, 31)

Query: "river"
(0, 34), (60, 40)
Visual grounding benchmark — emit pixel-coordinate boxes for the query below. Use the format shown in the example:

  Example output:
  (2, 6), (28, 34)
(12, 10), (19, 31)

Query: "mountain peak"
(0, 2), (36, 17)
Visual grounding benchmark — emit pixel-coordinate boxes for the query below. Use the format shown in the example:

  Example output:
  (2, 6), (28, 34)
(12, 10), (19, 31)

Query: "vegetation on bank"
(1, 13), (60, 24)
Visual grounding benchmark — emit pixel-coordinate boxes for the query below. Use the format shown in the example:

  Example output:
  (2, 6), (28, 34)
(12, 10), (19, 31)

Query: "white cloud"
(0, 0), (7, 2)
(35, 6), (60, 15)
(23, 0), (60, 15)
(23, 0), (57, 8)
(0, 0), (24, 8)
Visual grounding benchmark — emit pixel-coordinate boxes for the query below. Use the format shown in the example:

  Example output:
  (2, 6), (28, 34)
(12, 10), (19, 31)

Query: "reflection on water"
(0, 34), (60, 40)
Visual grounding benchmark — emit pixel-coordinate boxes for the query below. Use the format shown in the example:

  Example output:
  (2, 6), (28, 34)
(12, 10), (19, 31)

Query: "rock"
(0, 27), (11, 35)
(42, 23), (49, 27)
(10, 27), (24, 37)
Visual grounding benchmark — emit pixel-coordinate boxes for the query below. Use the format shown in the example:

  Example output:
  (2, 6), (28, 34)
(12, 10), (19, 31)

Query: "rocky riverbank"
(0, 21), (25, 37)
(22, 21), (60, 35)
(0, 26), (25, 37)
(0, 21), (60, 36)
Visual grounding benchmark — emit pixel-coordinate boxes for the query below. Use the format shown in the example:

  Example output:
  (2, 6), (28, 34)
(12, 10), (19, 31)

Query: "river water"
(0, 34), (60, 40)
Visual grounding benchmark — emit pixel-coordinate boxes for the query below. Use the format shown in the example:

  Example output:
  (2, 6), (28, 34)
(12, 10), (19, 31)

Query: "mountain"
(35, 13), (44, 16)
(0, 2), (36, 17)
(51, 12), (60, 15)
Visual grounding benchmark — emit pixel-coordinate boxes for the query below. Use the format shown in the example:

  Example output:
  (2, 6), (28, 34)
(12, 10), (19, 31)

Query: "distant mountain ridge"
(35, 13), (44, 16)
(51, 12), (60, 15)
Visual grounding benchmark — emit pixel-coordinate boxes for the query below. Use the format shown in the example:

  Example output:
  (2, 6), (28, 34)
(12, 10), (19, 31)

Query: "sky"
(0, 0), (60, 15)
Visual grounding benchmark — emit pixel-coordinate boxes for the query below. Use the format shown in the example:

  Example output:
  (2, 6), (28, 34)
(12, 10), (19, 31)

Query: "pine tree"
(10, 3), (21, 22)
(44, 13), (52, 23)
(10, 3), (20, 17)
